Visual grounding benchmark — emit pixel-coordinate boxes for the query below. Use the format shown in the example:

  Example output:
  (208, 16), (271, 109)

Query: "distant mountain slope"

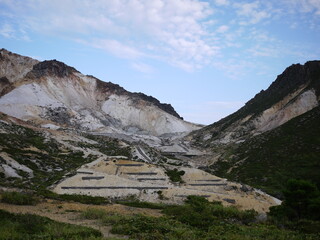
(190, 61), (320, 145)
(208, 105), (320, 197)
(187, 61), (320, 197)
(0, 49), (199, 136)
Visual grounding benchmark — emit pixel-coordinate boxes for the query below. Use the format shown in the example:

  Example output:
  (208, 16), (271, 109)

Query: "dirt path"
(0, 199), (162, 239)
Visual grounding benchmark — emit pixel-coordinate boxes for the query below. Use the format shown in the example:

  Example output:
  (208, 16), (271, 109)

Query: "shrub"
(81, 208), (107, 220)
(269, 179), (320, 222)
(163, 196), (257, 230)
(165, 168), (185, 183)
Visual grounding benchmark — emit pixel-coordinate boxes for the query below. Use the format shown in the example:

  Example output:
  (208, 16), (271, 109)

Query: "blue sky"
(0, 0), (319, 124)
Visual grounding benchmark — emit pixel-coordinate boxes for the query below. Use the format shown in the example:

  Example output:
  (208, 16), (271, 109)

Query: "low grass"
(0, 209), (104, 240)
(37, 190), (110, 205)
(116, 200), (169, 209)
(80, 196), (319, 240)
(1, 191), (39, 205)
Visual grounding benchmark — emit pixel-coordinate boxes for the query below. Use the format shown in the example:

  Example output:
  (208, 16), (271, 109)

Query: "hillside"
(187, 61), (320, 197)
(0, 49), (199, 137)
(190, 61), (320, 146)
(207, 105), (320, 197)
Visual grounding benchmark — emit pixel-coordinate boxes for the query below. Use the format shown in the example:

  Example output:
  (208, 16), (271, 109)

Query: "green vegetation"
(0, 121), (97, 190)
(165, 168), (185, 183)
(269, 179), (320, 223)
(83, 134), (132, 158)
(117, 200), (168, 209)
(210, 106), (320, 197)
(0, 209), (103, 240)
(1, 191), (39, 205)
(37, 190), (110, 205)
(80, 195), (319, 240)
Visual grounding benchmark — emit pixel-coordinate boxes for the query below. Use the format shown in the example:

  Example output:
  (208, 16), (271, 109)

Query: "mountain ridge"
(189, 60), (320, 146)
(0, 49), (198, 136)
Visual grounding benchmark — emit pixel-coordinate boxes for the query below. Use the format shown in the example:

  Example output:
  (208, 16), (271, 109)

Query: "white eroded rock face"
(102, 95), (198, 135)
(254, 89), (318, 132)
(209, 88), (319, 144)
(0, 51), (200, 136)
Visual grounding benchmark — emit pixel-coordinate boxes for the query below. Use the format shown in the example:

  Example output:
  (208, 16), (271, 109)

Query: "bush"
(163, 196), (257, 230)
(269, 179), (320, 222)
(165, 168), (185, 183)
(81, 208), (107, 220)
(1, 191), (39, 205)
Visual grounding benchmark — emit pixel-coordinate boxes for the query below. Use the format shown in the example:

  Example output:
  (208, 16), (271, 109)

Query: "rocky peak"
(0, 49), (39, 83)
(190, 60), (320, 146)
(132, 92), (183, 120)
(27, 60), (78, 78)
(94, 76), (127, 95)
(94, 76), (183, 119)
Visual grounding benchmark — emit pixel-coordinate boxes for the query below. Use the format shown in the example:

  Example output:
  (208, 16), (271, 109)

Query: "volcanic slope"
(0, 48), (200, 137)
(190, 61), (320, 146)
(188, 61), (320, 196)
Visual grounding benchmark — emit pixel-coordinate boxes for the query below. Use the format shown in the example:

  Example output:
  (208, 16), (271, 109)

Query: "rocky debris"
(0, 48), (38, 83)
(27, 60), (78, 78)
(0, 77), (13, 97)
(132, 92), (183, 120)
(240, 184), (253, 193)
(94, 76), (127, 96)
(43, 107), (71, 125)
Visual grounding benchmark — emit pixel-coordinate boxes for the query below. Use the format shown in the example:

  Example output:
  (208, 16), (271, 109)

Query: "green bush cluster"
(163, 196), (257, 230)
(80, 196), (320, 240)
(165, 168), (185, 183)
(269, 179), (320, 233)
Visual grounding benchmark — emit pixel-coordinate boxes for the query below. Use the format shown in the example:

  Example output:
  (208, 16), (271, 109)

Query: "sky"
(0, 0), (319, 124)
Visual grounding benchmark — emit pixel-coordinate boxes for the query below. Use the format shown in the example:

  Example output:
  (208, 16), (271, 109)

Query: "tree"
(269, 179), (320, 221)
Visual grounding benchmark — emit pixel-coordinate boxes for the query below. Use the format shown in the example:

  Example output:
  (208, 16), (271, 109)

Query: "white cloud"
(234, 1), (271, 25)
(216, 25), (229, 33)
(212, 59), (256, 80)
(213, 0), (230, 6)
(0, 23), (15, 38)
(90, 39), (144, 60)
(0, 0), (218, 71)
(284, 0), (320, 15)
(131, 62), (154, 73)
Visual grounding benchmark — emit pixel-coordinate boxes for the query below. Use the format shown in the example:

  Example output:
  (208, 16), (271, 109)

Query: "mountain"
(188, 61), (320, 196)
(0, 49), (281, 212)
(0, 48), (200, 137)
(190, 61), (320, 146)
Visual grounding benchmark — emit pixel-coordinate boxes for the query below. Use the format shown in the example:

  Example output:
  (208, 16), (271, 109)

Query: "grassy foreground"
(0, 209), (104, 240)
(81, 196), (319, 240)
(1, 191), (319, 240)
